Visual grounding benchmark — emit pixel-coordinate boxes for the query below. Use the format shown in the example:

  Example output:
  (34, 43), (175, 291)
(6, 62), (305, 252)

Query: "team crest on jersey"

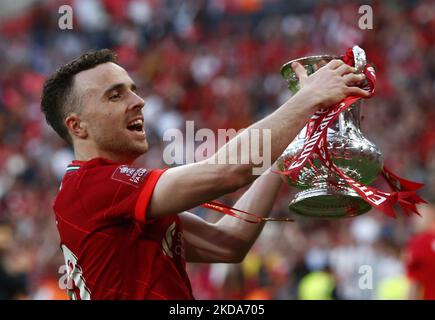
(111, 165), (148, 187)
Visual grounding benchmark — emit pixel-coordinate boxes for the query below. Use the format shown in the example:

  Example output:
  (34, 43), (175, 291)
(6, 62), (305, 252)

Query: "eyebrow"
(102, 82), (137, 97)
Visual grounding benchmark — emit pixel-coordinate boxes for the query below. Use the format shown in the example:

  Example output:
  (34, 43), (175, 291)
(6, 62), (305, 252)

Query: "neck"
(74, 146), (138, 165)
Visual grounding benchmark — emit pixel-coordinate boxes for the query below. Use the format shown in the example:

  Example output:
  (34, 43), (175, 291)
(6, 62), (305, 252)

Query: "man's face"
(72, 62), (148, 161)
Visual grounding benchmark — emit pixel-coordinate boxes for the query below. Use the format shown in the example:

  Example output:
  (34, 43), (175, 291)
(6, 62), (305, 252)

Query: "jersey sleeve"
(78, 165), (167, 224)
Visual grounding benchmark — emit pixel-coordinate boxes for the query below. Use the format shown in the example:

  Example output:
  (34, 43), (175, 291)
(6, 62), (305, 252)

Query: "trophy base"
(289, 186), (372, 218)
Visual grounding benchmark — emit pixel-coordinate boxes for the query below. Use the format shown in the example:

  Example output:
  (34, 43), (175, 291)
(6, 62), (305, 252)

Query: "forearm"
(209, 91), (317, 179)
(214, 164), (283, 261)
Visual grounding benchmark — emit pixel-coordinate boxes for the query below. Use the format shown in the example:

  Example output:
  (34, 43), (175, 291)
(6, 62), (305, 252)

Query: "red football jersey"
(405, 230), (435, 300)
(53, 157), (193, 300)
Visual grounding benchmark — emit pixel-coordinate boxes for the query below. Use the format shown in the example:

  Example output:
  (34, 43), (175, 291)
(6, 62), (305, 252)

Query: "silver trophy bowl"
(277, 47), (382, 218)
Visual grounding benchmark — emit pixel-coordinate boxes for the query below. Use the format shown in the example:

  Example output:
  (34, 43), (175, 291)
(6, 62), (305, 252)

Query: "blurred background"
(0, 0), (434, 300)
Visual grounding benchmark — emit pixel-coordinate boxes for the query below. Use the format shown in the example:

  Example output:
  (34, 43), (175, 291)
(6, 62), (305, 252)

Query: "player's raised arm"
(147, 60), (368, 219)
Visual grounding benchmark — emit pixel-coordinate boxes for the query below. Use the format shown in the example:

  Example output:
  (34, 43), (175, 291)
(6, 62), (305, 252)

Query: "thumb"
(292, 62), (308, 82)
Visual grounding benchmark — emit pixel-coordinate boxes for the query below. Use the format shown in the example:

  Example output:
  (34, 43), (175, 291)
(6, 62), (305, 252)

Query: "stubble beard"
(97, 132), (149, 162)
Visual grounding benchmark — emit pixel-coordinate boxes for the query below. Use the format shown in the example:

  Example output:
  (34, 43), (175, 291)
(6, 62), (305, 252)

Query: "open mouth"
(127, 118), (144, 132)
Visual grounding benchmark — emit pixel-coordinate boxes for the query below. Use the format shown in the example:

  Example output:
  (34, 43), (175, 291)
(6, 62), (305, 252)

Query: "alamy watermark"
(162, 121), (272, 176)
(58, 5), (73, 30)
(358, 5), (373, 30)
(358, 264), (373, 290)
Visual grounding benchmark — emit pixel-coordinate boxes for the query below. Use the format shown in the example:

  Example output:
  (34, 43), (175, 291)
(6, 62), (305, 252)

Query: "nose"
(128, 91), (145, 112)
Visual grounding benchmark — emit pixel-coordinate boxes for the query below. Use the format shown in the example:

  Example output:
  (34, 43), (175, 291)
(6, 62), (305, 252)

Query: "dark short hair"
(41, 49), (118, 144)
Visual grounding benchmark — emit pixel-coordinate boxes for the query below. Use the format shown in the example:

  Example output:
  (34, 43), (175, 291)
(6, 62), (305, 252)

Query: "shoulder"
(66, 158), (152, 188)
(110, 165), (150, 188)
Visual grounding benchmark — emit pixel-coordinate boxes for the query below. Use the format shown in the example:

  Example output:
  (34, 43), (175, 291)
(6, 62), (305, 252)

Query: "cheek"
(87, 112), (122, 138)
(92, 111), (119, 127)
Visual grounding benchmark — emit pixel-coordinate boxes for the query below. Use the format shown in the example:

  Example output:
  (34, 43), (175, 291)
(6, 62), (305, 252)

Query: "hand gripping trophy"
(276, 46), (426, 219)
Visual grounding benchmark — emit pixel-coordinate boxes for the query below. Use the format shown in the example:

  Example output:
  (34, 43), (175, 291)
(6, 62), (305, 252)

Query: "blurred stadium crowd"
(0, 0), (434, 299)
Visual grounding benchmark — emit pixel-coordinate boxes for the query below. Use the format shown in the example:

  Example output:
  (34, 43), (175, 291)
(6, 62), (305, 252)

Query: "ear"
(65, 113), (88, 139)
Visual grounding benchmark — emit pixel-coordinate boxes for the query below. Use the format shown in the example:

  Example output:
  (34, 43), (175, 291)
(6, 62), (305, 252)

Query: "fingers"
(343, 73), (369, 97)
(343, 73), (365, 85)
(291, 62), (308, 81)
(336, 63), (357, 76)
(326, 59), (344, 69)
(345, 86), (371, 98)
(317, 59), (328, 68)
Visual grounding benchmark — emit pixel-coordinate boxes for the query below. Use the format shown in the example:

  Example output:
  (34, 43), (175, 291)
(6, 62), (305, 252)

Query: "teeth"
(128, 119), (143, 127)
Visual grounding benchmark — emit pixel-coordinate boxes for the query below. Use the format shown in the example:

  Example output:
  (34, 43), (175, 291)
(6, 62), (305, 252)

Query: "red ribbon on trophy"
(277, 48), (426, 217)
(201, 201), (294, 223)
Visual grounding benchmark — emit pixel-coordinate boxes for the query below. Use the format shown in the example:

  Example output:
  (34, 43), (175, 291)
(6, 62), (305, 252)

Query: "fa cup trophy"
(277, 46), (383, 218)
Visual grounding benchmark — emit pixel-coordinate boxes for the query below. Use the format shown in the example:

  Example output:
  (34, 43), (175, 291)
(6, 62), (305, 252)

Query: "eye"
(109, 92), (121, 101)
